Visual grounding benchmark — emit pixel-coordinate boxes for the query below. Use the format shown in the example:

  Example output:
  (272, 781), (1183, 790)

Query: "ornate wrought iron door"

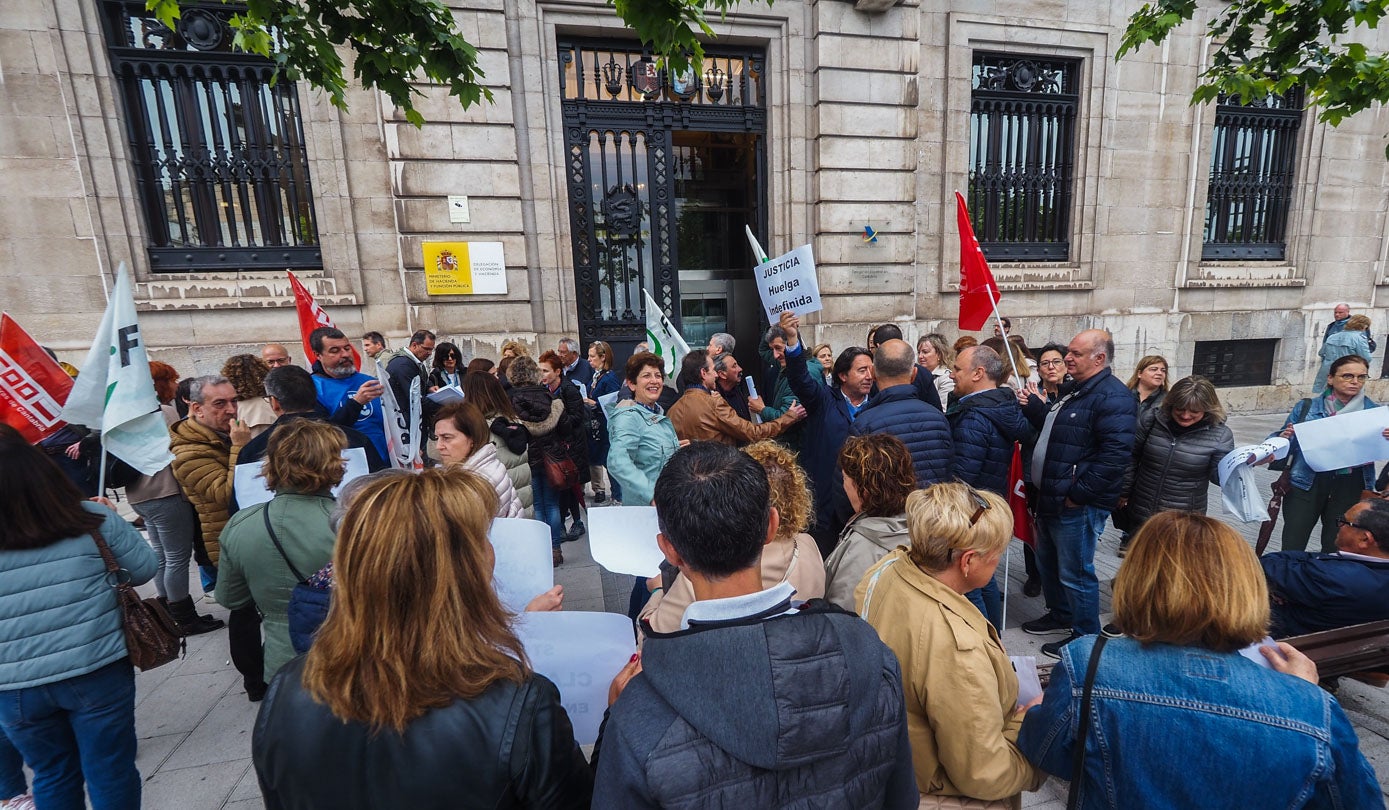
(559, 39), (766, 349)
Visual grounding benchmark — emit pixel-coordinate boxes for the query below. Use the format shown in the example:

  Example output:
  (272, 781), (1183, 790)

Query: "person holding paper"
(1018, 512), (1381, 809)
(252, 468), (593, 809)
(1271, 355), (1382, 553)
(1263, 498), (1389, 637)
(218, 420), (344, 685)
(667, 349), (806, 447)
(856, 483), (1045, 807)
(433, 401), (523, 519)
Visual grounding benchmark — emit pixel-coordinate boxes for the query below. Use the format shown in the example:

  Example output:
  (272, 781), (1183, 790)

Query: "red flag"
(288, 271), (360, 367)
(955, 191), (1000, 331)
(0, 313), (74, 443)
(1008, 443), (1034, 548)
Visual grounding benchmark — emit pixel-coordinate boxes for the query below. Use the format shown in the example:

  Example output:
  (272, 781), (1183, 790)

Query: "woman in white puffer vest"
(433, 402), (524, 519)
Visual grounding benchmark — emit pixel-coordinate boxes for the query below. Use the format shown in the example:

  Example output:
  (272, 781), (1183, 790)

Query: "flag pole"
(744, 225), (769, 265)
(1001, 541), (1011, 632)
(97, 443), (107, 496)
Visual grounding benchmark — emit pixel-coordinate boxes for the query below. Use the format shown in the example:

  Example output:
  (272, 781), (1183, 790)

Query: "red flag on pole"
(955, 191), (1000, 331)
(1008, 443), (1034, 548)
(0, 313), (74, 443)
(288, 271), (360, 367)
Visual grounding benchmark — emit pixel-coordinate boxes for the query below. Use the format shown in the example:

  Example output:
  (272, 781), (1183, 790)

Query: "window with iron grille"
(967, 52), (1080, 262)
(99, 1), (320, 273)
(1202, 89), (1303, 261)
(1191, 339), (1278, 387)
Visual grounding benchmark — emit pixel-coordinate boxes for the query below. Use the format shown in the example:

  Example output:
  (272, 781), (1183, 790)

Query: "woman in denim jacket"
(1018, 512), (1382, 809)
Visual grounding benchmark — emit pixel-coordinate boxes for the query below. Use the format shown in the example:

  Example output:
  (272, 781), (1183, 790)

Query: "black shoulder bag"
(1067, 634), (1109, 810)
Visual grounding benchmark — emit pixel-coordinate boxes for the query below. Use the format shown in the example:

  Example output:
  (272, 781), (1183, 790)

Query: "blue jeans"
(1033, 505), (1107, 635)
(531, 473), (563, 549)
(0, 730), (26, 800)
(967, 578), (1002, 630)
(0, 659), (140, 810)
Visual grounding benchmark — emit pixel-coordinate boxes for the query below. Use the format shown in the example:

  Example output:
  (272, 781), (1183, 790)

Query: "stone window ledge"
(1184, 264), (1304, 289)
(988, 263), (1092, 292)
(134, 270), (358, 312)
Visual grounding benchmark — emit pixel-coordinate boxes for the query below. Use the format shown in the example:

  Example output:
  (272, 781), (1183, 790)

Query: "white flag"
(61, 263), (173, 476)
(376, 359), (422, 470)
(643, 288), (690, 377)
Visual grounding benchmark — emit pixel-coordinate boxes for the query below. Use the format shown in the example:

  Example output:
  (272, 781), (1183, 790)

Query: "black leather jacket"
(253, 657), (593, 809)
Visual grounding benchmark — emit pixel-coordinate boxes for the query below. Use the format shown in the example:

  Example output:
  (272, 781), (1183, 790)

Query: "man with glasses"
(1020, 329), (1136, 657)
(1262, 498), (1389, 636)
(261, 343), (293, 369)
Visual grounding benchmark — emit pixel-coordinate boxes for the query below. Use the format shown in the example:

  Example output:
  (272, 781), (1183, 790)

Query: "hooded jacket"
(463, 441), (524, 519)
(605, 402), (679, 507)
(484, 413), (533, 517)
(948, 387), (1036, 495)
(852, 384), (955, 488)
(510, 384), (573, 481)
(823, 513), (910, 611)
(592, 603), (918, 808)
(170, 416), (243, 564)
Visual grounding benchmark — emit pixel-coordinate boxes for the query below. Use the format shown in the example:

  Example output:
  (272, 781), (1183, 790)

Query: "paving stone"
(159, 688), (258, 771)
(140, 759), (248, 810)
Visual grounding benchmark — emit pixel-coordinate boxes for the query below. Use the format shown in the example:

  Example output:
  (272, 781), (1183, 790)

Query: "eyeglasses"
(1039, 359), (1065, 368)
(1337, 517), (1368, 531)
(1336, 373), (1371, 382)
(967, 487), (991, 526)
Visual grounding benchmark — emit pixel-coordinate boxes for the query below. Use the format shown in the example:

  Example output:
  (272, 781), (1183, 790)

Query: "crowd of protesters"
(2, 306), (1388, 810)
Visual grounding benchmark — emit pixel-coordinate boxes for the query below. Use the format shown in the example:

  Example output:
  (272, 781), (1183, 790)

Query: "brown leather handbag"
(92, 528), (185, 671)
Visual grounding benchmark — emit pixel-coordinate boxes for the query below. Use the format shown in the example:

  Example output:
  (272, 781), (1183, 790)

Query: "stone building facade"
(4, 0), (1387, 409)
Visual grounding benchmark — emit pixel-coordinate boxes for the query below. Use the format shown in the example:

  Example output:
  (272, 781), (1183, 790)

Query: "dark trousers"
(1281, 472), (1366, 553)
(228, 603), (266, 691)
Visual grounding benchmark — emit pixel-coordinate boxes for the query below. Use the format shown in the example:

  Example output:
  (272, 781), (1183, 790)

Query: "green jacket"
(606, 402), (679, 506)
(218, 492), (336, 680)
(756, 338), (823, 452)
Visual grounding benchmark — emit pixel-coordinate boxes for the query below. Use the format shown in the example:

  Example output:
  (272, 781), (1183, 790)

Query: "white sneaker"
(202, 591), (218, 605)
(2, 793), (37, 810)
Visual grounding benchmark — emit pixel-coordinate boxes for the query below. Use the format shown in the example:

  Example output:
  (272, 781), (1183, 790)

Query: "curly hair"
(506, 354), (541, 386)
(743, 441), (812, 540)
(500, 339), (529, 359)
(838, 433), (916, 517)
(221, 354), (270, 400)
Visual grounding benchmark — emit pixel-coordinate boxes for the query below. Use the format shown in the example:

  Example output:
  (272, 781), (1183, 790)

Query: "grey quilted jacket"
(1123, 409), (1235, 526)
(591, 603), (918, 809)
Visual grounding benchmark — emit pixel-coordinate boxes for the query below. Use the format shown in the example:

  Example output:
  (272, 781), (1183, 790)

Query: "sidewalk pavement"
(124, 411), (1389, 808)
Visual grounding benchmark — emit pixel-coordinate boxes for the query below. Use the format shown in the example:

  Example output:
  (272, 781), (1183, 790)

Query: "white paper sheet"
(597, 390), (621, 421)
(513, 611), (635, 745)
(233, 447), (369, 509)
(1218, 438), (1291, 523)
(489, 517), (556, 614)
(753, 244), (823, 323)
(1237, 637), (1277, 670)
(1010, 655), (1042, 708)
(1294, 406), (1389, 472)
(588, 505), (664, 577)
(426, 385), (464, 404)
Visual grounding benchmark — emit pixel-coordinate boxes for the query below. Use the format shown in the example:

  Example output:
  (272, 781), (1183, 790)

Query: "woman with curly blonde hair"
(638, 441), (826, 635)
(221, 353), (276, 438)
(499, 339), (530, 360)
(822, 433), (915, 610)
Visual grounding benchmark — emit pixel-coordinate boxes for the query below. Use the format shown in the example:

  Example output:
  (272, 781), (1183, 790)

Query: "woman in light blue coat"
(1315, 314), (1371, 393)
(606, 352), (681, 507)
(0, 424), (157, 810)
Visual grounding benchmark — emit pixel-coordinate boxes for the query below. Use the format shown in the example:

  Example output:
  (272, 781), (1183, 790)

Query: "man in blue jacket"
(308, 327), (388, 462)
(1021, 329), (1136, 657)
(1263, 498), (1389, 636)
(852, 339), (953, 487)
(592, 443), (917, 809)
(779, 311), (876, 555)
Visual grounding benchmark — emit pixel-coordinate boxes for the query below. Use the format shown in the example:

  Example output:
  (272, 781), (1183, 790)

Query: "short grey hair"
(713, 352), (737, 373)
(872, 340), (915, 379)
(558, 338), (580, 354)
(967, 345), (1006, 384)
(187, 375), (231, 404)
(763, 324), (788, 345)
(709, 332), (736, 354)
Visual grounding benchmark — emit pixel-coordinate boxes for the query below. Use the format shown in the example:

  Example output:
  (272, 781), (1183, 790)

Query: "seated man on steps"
(1263, 498), (1389, 637)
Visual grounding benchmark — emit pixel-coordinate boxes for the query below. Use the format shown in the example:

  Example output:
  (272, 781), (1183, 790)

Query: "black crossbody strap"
(1067, 634), (1108, 810)
(261, 502), (308, 584)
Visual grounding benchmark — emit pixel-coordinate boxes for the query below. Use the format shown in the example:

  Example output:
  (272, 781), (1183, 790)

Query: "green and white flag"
(643, 288), (690, 376)
(62, 263), (173, 476)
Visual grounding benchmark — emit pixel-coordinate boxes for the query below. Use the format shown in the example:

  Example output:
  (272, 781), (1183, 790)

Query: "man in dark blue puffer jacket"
(1020, 329), (1136, 658)
(946, 345), (1036, 628)
(852, 339), (954, 488)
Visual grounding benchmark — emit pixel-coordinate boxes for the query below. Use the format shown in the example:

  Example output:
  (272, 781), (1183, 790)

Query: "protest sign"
(1294, 407), (1389, 472)
(234, 448), (369, 509)
(588, 505), (664, 577)
(1218, 438), (1290, 523)
(0, 313), (72, 443)
(513, 611), (635, 745)
(489, 518), (556, 614)
(753, 244), (823, 323)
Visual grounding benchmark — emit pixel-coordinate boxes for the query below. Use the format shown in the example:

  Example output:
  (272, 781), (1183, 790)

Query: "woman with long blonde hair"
(252, 468), (593, 808)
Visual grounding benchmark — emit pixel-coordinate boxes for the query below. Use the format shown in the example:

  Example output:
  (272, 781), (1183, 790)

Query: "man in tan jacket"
(170, 375), (251, 567)
(668, 350), (805, 446)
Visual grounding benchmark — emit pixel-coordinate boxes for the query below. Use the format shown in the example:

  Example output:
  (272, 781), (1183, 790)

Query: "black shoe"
(563, 521), (586, 542)
(166, 597), (225, 636)
(1022, 578), (1042, 598)
(1041, 631), (1084, 659)
(593, 490), (607, 504)
(246, 681), (268, 702)
(1021, 613), (1071, 635)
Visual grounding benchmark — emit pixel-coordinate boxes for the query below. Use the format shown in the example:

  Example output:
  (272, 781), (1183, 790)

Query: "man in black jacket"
(853, 339), (954, 487)
(1263, 499), (1389, 636)
(592, 443), (917, 808)
(556, 337), (593, 394)
(385, 329), (435, 426)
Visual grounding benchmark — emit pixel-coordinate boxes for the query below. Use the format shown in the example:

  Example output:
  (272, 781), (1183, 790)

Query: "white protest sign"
(233, 447), (369, 509)
(514, 611), (635, 745)
(489, 518), (555, 614)
(753, 244), (823, 323)
(588, 505), (664, 577)
(1294, 406), (1389, 472)
(1217, 438), (1290, 523)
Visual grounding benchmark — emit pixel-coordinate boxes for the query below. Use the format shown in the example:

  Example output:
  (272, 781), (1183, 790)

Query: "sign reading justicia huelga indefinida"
(754, 244), (823, 322)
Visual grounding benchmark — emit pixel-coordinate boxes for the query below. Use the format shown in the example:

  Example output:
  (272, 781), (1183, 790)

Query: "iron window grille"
(967, 52), (1080, 262)
(99, 1), (320, 273)
(1202, 88), (1303, 261)
(1191, 339), (1278, 387)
